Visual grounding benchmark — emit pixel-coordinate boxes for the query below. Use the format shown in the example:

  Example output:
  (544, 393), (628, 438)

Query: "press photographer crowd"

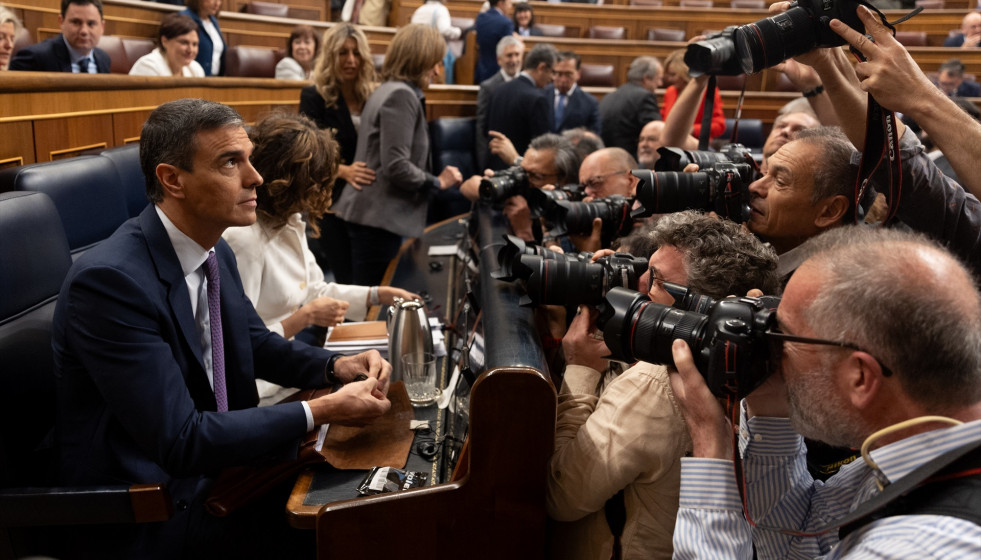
(463, 1), (981, 558)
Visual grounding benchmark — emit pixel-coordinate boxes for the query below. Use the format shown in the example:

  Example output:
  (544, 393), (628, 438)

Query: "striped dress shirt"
(674, 405), (981, 559)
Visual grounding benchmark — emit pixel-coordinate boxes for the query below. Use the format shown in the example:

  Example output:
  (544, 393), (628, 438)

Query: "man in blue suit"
(52, 98), (392, 558)
(483, 42), (558, 170)
(544, 51), (601, 135)
(936, 58), (981, 98)
(474, 0), (515, 83)
(9, 0), (110, 73)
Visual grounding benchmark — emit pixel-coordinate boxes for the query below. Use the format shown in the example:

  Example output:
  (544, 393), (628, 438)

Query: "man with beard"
(669, 226), (981, 559)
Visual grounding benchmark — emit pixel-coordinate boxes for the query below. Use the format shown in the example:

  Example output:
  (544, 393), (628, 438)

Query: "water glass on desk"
(401, 352), (440, 406)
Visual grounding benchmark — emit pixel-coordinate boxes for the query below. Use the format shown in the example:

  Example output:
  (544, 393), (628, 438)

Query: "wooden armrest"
(0, 483), (172, 526)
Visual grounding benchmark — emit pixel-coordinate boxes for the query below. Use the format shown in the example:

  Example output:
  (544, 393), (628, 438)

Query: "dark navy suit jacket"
(544, 84), (602, 135)
(483, 74), (550, 170)
(53, 205), (330, 556)
(474, 8), (514, 83)
(8, 35), (110, 73)
(599, 81), (662, 156)
(181, 8), (226, 76)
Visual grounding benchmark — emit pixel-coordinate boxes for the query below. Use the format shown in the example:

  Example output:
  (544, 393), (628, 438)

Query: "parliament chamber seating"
(0, 156), (130, 257)
(97, 35), (156, 74)
(0, 191), (171, 560)
(535, 23), (570, 38)
(100, 144), (149, 219)
(896, 31), (929, 47)
(719, 117), (765, 151)
(588, 25), (628, 40)
(428, 117), (477, 224)
(647, 27), (687, 41)
(225, 45), (285, 78)
(241, 1), (291, 17)
(579, 63), (617, 87)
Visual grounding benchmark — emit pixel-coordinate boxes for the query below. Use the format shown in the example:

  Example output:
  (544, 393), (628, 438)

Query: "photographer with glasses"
(547, 211), (778, 560)
(670, 226), (981, 559)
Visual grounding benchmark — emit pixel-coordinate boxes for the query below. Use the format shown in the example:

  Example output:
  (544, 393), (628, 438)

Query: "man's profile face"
(521, 147), (559, 189)
(775, 263), (868, 448)
(553, 58), (579, 94)
(175, 126), (263, 234)
(531, 62), (554, 89)
(639, 245), (687, 305)
(761, 112), (819, 168)
(636, 121), (665, 168)
(580, 152), (633, 199)
(747, 140), (825, 254)
(937, 70), (963, 95)
(498, 43), (524, 77)
(60, 2), (105, 54)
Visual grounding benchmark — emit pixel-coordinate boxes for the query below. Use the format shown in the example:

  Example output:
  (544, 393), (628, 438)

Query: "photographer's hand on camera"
(667, 339), (733, 460)
(562, 305), (612, 373)
(567, 217), (604, 254)
(503, 194), (536, 242)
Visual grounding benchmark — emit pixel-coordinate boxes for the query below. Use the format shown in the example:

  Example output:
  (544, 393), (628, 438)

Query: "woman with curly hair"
(299, 24), (376, 285)
(222, 112), (415, 367)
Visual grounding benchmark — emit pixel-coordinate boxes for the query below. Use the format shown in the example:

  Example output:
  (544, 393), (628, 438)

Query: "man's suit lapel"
(52, 36), (73, 73)
(139, 206), (208, 376)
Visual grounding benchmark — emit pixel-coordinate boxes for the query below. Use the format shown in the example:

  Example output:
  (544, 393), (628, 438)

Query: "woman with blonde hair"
(331, 24), (462, 286)
(300, 24), (376, 285)
(222, 112), (416, 403)
(0, 5), (23, 71)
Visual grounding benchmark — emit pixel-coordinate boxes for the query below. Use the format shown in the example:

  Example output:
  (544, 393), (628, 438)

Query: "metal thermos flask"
(386, 298), (433, 382)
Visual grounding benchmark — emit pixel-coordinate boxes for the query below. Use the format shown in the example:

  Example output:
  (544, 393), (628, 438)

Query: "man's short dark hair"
(557, 51), (581, 70)
(650, 211), (780, 298)
(62, 0), (103, 17)
(523, 43), (557, 71)
(804, 226), (981, 411)
(140, 99), (245, 203)
(562, 127), (605, 165)
(938, 58), (966, 77)
(792, 126), (857, 203)
(529, 132), (579, 186)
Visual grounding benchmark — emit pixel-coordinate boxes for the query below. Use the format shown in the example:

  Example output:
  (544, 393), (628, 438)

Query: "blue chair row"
(0, 144), (146, 258)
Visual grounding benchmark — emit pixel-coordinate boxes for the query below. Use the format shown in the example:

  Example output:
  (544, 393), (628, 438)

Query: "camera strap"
(847, 5), (923, 224)
(697, 75), (718, 151)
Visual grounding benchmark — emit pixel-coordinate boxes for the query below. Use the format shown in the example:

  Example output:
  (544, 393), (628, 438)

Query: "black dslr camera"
(598, 287), (781, 398)
(540, 194), (636, 247)
(495, 236), (647, 307)
(479, 165), (529, 203)
(685, 0), (866, 76)
(631, 144), (754, 222)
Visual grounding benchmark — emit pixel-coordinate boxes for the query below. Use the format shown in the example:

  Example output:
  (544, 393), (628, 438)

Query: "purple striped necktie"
(203, 251), (228, 412)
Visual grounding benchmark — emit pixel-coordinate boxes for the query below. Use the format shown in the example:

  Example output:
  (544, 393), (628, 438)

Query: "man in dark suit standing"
(476, 36), (524, 170)
(9, 0), (111, 73)
(484, 43), (558, 170)
(599, 56), (663, 157)
(53, 98), (392, 557)
(545, 51), (601, 135)
(474, 0), (515, 83)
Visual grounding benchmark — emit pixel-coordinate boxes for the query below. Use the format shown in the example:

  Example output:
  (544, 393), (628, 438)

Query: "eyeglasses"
(525, 170), (558, 183)
(766, 327), (893, 377)
(584, 170), (628, 191)
(646, 266), (666, 293)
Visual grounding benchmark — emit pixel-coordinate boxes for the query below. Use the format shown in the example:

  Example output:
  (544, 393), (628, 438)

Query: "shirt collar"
(155, 205), (212, 278)
(557, 84), (577, 97)
(518, 71), (536, 86)
(62, 36), (93, 63)
(867, 419), (981, 484)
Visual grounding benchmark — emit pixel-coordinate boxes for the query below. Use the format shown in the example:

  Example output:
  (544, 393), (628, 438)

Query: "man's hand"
(503, 194), (535, 242)
(561, 306), (610, 372)
(829, 5), (937, 114)
(668, 339), (733, 459)
(488, 131), (520, 166)
(568, 217), (603, 253)
(338, 162), (376, 191)
(438, 166), (463, 189)
(333, 350), (391, 396)
(306, 297), (350, 327)
(308, 377), (391, 427)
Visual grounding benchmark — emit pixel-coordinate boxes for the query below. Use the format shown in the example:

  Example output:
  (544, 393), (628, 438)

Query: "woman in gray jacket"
(331, 24), (462, 286)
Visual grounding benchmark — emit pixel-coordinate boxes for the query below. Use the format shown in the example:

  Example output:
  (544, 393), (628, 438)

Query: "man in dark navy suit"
(545, 51), (601, 135)
(935, 58), (981, 98)
(52, 98), (392, 558)
(474, 0), (515, 83)
(9, 0), (111, 73)
(483, 43), (558, 170)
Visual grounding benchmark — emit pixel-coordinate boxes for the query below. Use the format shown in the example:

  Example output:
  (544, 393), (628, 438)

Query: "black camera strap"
(698, 75), (718, 151)
(847, 5), (923, 224)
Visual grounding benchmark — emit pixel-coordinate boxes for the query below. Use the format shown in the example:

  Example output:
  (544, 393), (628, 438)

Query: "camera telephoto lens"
(733, 6), (818, 74)
(631, 170), (712, 218)
(479, 165), (528, 203)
